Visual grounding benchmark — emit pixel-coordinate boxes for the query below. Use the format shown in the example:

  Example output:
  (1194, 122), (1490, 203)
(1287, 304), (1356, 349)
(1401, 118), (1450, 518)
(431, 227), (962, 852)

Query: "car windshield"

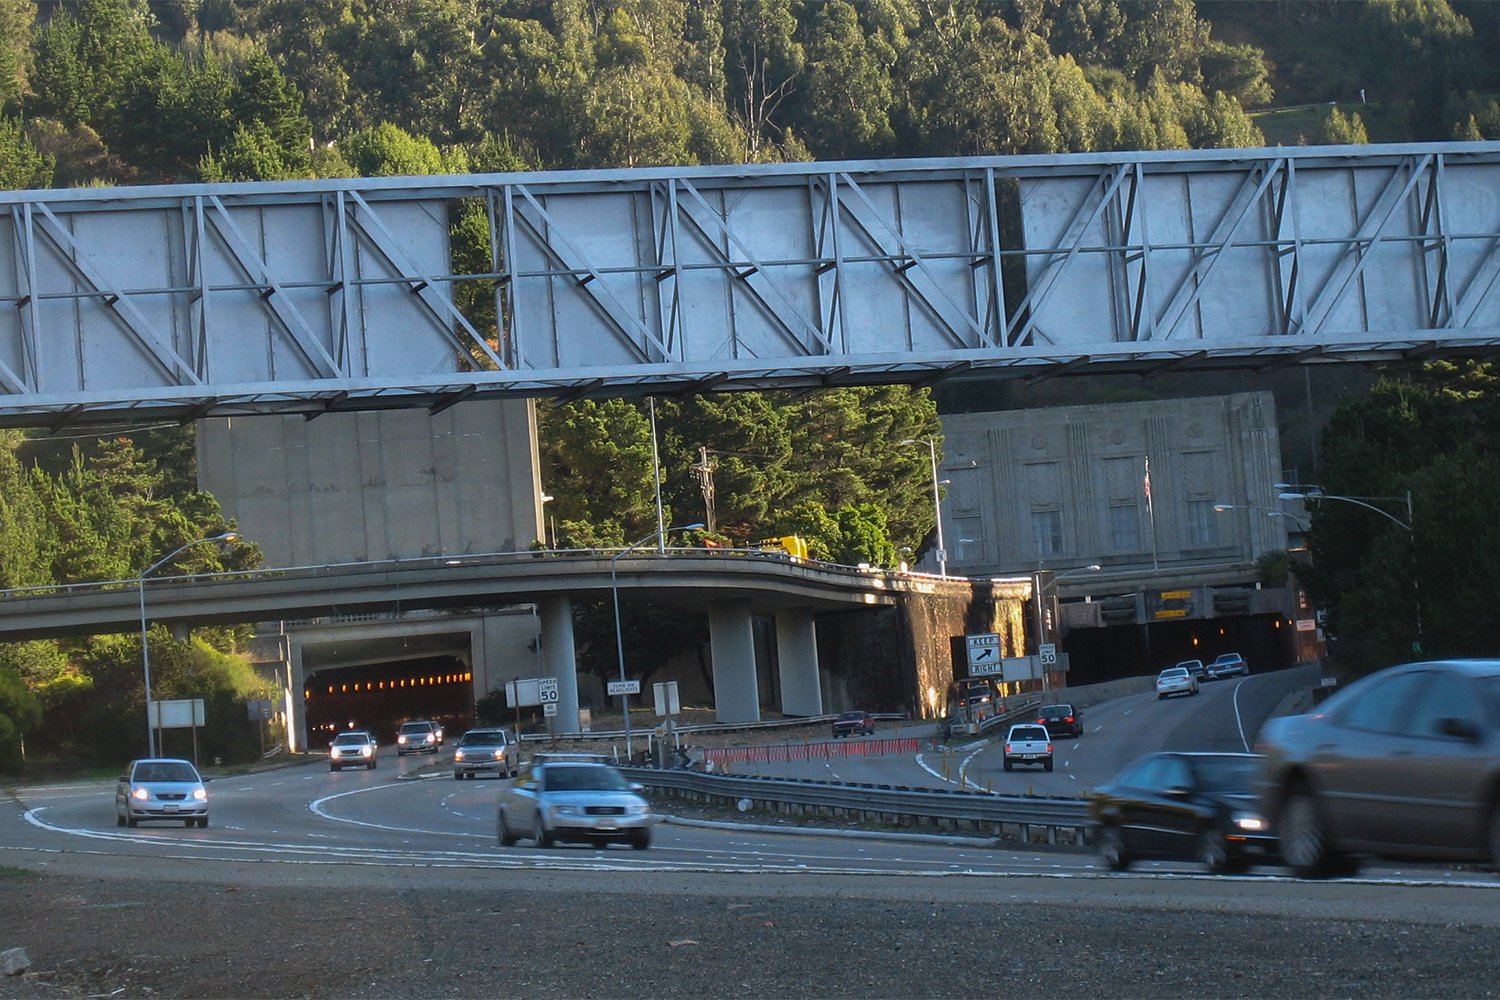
(542, 765), (631, 792)
(837, 712), (864, 721)
(1041, 706), (1072, 717)
(460, 732), (505, 746)
(1190, 756), (1259, 793)
(1011, 727), (1047, 740)
(332, 734), (368, 746)
(134, 762), (198, 782)
(1160, 668), (1187, 679)
(400, 724), (430, 734)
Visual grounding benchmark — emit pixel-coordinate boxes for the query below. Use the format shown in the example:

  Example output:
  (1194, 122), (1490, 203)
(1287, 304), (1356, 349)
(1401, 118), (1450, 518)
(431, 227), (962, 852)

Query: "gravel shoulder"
(5, 866), (1500, 999)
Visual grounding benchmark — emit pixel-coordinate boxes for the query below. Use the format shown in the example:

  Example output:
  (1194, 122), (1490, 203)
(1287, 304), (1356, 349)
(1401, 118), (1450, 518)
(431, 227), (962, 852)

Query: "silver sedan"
(497, 760), (659, 849)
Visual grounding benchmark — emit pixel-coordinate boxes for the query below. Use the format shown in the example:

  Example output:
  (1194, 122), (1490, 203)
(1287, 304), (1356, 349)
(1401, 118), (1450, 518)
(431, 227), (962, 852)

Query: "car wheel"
(126, 815), (137, 828)
(631, 829), (651, 850)
(198, 817), (209, 829)
(369, 759), (377, 770)
(1044, 759), (1054, 772)
(1197, 828), (1246, 874)
(1098, 825), (1130, 871)
(454, 772), (463, 781)
(330, 764), (340, 772)
(1157, 693), (1166, 700)
(498, 811), (519, 847)
(116, 812), (126, 828)
(533, 815), (554, 848)
(1279, 785), (1353, 879)
(184, 818), (195, 828)
(1003, 760), (1013, 772)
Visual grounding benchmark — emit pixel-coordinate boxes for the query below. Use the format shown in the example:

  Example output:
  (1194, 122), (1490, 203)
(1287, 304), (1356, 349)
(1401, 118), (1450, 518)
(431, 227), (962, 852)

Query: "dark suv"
(397, 720), (442, 756)
(1037, 703), (1083, 739)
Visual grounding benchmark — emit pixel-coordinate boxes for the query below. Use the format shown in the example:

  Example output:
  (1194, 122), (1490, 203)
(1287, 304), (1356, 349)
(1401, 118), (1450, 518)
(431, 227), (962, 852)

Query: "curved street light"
(610, 522), (705, 758)
(1277, 485), (1420, 651)
(139, 532), (239, 757)
(900, 438), (946, 577)
(1213, 503), (1312, 530)
(1276, 490), (1412, 531)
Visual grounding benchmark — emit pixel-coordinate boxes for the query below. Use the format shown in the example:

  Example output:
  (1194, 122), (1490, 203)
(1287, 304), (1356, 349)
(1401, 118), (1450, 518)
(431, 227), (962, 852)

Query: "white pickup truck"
(1002, 723), (1054, 772)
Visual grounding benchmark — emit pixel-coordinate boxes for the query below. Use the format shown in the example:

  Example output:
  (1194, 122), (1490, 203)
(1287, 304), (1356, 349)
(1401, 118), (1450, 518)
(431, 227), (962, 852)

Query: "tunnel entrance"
(1061, 613), (1298, 687)
(304, 655), (473, 748)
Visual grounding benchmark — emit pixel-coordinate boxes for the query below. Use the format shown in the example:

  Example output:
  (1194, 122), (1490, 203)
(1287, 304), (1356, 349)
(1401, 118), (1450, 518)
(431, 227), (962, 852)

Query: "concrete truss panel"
(5, 143), (1500, 428)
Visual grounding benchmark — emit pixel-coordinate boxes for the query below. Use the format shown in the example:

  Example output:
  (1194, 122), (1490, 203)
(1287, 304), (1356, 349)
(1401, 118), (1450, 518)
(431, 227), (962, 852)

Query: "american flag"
(1143, 456), (1153, 511)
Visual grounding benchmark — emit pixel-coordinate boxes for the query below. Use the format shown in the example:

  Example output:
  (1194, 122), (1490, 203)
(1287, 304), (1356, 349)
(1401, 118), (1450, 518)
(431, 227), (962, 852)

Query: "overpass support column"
(709, 600), (760, 723)
(774, 609), (822, 717)
(288, 641), (307, 753)
(538, 595), (581, 733)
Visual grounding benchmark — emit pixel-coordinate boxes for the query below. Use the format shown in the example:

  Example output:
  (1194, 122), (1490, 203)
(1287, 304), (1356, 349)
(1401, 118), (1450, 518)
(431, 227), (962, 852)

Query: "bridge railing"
(0, 544), (949, 605)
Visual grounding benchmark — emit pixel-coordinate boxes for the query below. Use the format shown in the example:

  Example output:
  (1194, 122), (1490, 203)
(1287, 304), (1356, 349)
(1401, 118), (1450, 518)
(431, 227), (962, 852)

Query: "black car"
(1037, 703), (1083, 739)
(1089, 752), (1277, 874)
(1177, 659), (1209, 682)
(1258, 658), (1500, 879)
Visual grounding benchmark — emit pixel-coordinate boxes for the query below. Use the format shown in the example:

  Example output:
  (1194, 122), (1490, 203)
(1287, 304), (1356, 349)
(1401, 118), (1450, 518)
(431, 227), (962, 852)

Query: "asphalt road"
(5, 666), (1500, 998)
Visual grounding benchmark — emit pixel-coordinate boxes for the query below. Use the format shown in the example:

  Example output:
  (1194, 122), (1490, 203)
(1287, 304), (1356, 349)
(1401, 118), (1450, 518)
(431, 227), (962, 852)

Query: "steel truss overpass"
(4, 141), (1500, 430)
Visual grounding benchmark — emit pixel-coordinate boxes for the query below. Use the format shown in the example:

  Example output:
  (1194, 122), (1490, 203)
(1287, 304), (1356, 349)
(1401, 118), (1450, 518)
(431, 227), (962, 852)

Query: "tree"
(0, 660), (40, 771)
(339, 122), (445, 176)
(802, 1), (900, 157)
(0, 116), (52, 189)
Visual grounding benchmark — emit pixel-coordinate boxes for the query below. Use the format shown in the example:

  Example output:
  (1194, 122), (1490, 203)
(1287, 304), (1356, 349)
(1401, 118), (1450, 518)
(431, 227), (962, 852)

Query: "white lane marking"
(1232, 679), (1250, 752)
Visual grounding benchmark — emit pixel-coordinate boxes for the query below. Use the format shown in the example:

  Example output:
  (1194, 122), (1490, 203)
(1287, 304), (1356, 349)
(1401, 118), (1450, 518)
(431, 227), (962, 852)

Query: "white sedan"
(1156, 666), (1199, 699)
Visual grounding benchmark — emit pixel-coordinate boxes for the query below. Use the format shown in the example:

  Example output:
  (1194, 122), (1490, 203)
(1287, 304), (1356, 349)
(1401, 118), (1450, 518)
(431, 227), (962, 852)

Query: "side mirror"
(1439, 716), (1481, 741)
(1166, 784), (1194, 798)
(630, 783), (646, 792)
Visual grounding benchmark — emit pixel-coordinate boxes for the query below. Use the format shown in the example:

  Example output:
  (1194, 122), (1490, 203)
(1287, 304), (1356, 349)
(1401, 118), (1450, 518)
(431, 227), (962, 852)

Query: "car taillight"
(1064, 717), (1074, 723)
(1004, 744), (1012, 753)
(1046, 743), (1053, 752)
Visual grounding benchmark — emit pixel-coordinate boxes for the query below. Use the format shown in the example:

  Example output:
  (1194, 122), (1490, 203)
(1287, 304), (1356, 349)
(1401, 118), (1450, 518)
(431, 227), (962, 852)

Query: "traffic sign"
(538, 677), (559, 703)
(966, 633), (1000, 668)
(1039, 643), (1057, 667)
(542, 702), (558, 717)
(607, 679), (641, 696)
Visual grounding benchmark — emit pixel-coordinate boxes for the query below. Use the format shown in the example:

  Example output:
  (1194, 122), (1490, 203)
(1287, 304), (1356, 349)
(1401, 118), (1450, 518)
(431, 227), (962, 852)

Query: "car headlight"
(398, 735), (408, 744)
(454, 750), (466, 761)
(1232, 812), (1267, 832)
(193, 787), (207, 801)
(552, 805), (580, 816)
(330, 748), (342, 758)
(626, 803), (648, 815)
(361, 745), (372, 757)
(131, 786), (149, 801)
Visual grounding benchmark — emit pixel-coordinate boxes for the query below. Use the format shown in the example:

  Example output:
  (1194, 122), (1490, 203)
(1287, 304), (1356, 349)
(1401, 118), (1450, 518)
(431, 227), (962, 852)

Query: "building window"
(1032, 509), (1063, 554)
(1109, 503), (1141, 550)
(1103, 456), (1142, 551)
(1182, 451), (1218, 546)
(1025, 462), (1063, 556)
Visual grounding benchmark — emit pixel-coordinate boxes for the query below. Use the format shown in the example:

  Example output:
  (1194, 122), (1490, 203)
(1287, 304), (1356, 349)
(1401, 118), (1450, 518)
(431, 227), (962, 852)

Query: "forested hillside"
(4, 0), (1500, 766)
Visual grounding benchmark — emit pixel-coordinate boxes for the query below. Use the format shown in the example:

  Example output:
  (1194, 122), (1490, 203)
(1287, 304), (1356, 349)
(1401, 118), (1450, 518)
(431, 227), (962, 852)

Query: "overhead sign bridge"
(4, 141), (1500, 429)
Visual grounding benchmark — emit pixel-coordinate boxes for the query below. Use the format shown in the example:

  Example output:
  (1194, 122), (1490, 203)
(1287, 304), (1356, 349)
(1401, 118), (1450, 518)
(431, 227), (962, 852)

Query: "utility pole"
(691, 446), (717, 534)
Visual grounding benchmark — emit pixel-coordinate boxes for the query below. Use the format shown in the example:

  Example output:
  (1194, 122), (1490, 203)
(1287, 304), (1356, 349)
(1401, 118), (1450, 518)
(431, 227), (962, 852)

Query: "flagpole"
(1145, 455), (1159, 572)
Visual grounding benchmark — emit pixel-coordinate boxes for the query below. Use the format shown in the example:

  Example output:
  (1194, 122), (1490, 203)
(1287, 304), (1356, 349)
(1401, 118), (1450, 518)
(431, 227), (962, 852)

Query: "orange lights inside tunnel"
(309, 671), (474, 698)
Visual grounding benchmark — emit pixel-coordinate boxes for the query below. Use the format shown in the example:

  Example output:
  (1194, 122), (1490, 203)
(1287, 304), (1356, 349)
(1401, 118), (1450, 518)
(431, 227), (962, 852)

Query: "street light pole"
(1033, 565), (1102, 650)
(611, 522), (704, 759)
(901, 438), (946, 577)
(1278, 487), (1421, 652)
(138, 532), (238, 758)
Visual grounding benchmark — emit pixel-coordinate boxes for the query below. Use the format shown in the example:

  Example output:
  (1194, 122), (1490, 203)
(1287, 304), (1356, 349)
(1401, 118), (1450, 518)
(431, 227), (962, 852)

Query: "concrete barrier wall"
(1041, 674), (1156, 710)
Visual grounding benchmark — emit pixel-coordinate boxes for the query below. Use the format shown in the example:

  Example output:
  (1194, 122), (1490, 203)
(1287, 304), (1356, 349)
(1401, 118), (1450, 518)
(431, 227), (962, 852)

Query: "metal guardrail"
(622, 766), (1091, 845)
